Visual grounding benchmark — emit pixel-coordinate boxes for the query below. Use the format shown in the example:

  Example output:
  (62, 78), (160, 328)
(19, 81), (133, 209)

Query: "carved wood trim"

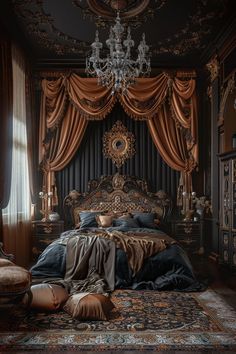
(206, 56), (220, 83)
(219, 72), (236, 124)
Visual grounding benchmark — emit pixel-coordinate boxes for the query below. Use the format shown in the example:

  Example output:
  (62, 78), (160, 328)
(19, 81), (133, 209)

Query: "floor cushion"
(0, 266), (31, 295)
(64, 293), (115, 320)
(30, 283), (69, 311)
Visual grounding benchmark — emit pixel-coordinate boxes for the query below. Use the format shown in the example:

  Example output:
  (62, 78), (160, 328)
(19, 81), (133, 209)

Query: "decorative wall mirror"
(103, 120), (135, 169)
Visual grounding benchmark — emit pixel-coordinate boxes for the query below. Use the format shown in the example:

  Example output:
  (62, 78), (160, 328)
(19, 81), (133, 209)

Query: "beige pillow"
(96, 215), (114, 228)
(30, 284), (69, 311)
(118, 213), (132, 220)
(64, 293), (115, 320)
(103, 211), (131, 218)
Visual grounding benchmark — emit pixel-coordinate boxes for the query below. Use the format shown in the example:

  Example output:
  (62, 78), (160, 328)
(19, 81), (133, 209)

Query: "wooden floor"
(190, 254), (236, 311)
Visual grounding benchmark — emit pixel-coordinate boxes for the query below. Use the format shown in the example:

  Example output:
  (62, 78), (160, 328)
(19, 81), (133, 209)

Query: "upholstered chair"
(0, 243), (32, 309)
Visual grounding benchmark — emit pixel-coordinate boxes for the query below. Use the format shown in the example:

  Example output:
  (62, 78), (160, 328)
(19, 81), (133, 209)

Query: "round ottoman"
(0, 261), (32, 307)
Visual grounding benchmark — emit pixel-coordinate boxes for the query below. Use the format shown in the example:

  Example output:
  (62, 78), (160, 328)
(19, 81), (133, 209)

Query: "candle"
(48, 191), (53, 211)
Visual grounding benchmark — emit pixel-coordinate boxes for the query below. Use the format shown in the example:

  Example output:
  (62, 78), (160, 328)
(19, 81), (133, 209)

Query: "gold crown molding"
(38, 69), (86, 79)
(206, 56), (220, 82)
(39, 71), (69, 79)
(103, 121), (135, 169)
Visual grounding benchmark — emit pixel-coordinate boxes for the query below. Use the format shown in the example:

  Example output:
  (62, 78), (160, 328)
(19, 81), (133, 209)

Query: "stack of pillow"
(76, 210), (160, 229)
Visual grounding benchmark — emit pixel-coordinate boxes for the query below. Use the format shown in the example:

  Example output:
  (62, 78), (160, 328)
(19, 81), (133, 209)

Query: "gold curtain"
(147, 77), (198, 205)
(39, 72), (198, 206)
(119, 73), (169, 120)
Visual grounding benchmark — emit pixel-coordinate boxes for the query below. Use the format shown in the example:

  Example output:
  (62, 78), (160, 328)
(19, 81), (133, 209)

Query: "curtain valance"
(39, 72), (198, 206)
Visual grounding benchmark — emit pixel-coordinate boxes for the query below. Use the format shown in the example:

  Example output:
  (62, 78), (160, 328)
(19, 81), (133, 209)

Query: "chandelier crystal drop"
(86, 12), (151, 95)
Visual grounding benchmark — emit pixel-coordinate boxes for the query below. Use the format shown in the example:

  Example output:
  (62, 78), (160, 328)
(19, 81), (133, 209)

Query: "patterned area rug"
(0, 289), (236, 352)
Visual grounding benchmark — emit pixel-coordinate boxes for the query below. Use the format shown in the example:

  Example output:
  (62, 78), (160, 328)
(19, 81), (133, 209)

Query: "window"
(2, 45), (30, 224)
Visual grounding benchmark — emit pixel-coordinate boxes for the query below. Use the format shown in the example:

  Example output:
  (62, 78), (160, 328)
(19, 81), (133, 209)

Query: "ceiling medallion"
(86, 0), (150, 19)
(103, 120), (135, 169)
(73, 0), (166, 28)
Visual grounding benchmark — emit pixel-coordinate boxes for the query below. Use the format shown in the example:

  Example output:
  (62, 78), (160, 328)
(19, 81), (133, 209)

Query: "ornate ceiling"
(2, 0), (236, 68)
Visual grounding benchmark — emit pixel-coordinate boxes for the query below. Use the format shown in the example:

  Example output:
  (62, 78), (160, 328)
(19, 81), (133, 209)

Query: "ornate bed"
(63, 173), (172, 229)
(31, 174), (203, 293)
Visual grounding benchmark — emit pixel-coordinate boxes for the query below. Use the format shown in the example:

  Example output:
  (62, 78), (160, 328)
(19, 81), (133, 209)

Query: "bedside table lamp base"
(183, 209), (194, 221)
(39, 190), (53, 222)
(197, 246), (205, 255)
(40, 212), (50, 223)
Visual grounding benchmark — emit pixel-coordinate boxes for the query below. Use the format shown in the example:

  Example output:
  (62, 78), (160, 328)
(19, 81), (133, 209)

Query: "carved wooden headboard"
(63, 173), (172, 227)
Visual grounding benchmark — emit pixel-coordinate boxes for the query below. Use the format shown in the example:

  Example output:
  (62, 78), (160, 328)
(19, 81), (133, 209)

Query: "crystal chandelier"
(86, 12), (151, 94)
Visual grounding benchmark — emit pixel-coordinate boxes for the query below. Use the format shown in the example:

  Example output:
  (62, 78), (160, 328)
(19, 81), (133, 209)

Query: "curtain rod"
(37, 69), (197, 79)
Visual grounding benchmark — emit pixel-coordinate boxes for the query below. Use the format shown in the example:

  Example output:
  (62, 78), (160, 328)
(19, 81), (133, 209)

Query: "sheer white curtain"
(2, 44), (31, 266)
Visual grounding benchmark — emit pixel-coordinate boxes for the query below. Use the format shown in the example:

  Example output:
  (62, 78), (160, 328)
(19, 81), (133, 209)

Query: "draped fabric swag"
(39, 72), (198, 207)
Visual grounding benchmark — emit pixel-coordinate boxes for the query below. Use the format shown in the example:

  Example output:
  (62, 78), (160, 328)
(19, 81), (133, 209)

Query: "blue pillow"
(113, 217), (140, 228)
(133, 212), (157, 229)
(79, 211), (101, 228)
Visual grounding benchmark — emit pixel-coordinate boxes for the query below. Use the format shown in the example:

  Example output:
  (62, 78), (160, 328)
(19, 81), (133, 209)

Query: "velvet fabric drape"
(40, 72), (198, 204)
(0, 32), (13, 240)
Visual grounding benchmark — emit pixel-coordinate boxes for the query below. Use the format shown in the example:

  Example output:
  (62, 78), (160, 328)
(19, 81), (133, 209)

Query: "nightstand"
(31, 220), (64, 260)
(170, 218), (204, 254)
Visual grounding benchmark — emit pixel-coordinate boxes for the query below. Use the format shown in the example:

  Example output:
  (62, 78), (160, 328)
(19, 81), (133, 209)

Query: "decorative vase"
(48, 212), (60, 222)
(196, 207), (204, 219)
(183, 209), (194, 221)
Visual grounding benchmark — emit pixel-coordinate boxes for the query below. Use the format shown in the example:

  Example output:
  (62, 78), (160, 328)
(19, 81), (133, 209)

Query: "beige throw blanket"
(96, 230), (175, 275)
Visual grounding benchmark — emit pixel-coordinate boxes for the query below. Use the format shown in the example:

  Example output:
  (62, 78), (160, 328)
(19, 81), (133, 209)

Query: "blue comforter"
(30, 226), (204, 292)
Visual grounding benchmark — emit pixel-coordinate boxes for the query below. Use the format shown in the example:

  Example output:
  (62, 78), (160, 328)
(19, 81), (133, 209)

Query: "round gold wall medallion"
(103, 120), (135, 169)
